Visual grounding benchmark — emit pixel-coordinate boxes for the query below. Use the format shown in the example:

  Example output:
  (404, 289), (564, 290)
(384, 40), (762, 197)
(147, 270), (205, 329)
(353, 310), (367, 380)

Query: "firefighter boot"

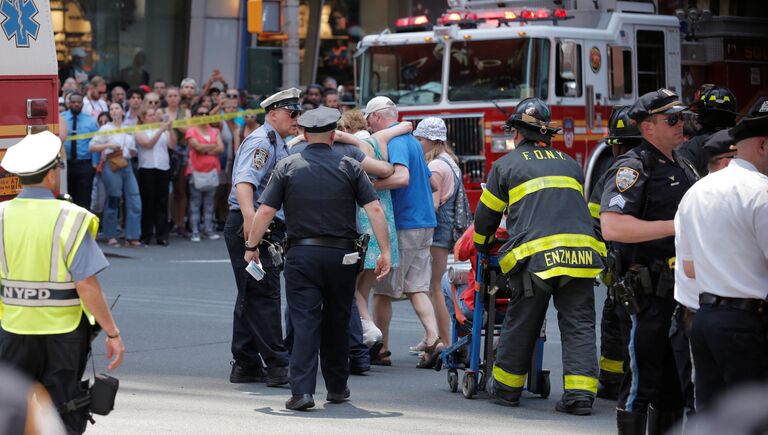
(647, 404), (683, 435)
(617, 408), (647, 435)
(597, 370), (623, 400)
(486, 374), (521, 407)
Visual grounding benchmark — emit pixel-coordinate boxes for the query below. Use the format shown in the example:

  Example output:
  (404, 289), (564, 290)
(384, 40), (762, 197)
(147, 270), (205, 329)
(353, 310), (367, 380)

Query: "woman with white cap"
(413, 117), (464, 367)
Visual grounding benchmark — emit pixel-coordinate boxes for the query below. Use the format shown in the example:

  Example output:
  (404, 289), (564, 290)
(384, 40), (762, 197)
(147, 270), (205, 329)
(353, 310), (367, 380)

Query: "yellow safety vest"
(0, 198), (98, 335)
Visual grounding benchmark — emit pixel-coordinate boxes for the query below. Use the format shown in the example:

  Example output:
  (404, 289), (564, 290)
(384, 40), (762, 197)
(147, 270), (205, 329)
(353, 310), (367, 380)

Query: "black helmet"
(690, 85), (737, 114)
(607, 106), (641, 144)
(505, 97), (560, 144)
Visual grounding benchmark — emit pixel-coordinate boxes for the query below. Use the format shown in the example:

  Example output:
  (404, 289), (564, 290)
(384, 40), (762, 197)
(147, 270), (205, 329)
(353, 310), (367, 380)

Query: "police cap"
(702, 130), (736, 157)
(298, 106), (341, 133)
(1, 131), (62, 176)
(748, 97), (768, 118)
(728, 115), (768, 143)
(260, 87), (303, 113)
(628, 88), (687, 122)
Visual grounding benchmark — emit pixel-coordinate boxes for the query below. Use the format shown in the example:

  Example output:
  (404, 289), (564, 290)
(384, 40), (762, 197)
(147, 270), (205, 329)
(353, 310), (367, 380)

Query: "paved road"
(88, 236), (616, 434)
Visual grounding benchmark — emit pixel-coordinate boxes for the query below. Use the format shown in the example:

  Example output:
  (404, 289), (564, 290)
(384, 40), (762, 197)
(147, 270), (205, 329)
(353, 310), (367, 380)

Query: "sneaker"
(208, 233), (221, 241)
(190, 233), (201, 242)
(361, 318), (383, 347)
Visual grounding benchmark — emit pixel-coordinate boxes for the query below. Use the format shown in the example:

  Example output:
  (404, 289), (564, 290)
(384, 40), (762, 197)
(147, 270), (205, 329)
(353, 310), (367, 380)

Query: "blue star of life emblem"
(1, 0), (40, 48)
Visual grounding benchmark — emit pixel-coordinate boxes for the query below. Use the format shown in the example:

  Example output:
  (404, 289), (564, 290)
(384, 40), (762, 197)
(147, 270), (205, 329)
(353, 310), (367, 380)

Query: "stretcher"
(436, 252), (550, 399)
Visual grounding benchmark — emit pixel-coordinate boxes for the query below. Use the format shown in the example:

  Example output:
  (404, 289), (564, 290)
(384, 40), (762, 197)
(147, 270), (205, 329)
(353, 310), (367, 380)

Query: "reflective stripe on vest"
(588, 201), (601, 219)
(498, 233), (607, 275)
(0, 198), (98, 335)
(480, 189), (507, 213)
(508, 176), (583, 205)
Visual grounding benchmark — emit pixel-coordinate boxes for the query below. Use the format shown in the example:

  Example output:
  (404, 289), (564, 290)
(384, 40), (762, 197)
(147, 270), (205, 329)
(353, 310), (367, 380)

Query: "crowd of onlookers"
(56, 71), (357, 247)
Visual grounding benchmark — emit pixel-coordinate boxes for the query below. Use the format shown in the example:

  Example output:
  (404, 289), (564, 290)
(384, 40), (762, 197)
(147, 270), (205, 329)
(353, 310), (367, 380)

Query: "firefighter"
(475, 98), (605, 415)
(587, 106), (643, 401)
(600, 89), (698, 434)
(0, 131), (125, 434)
(677, 85), (738, 176)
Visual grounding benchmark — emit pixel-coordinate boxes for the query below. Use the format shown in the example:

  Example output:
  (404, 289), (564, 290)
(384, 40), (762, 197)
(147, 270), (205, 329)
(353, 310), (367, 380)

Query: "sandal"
(370, 350), (392, 366)
(107, 238), (120, 247)
(417, 338), (444, 369)
(409, 338), (427, 355)
(125, 240), (143, 247)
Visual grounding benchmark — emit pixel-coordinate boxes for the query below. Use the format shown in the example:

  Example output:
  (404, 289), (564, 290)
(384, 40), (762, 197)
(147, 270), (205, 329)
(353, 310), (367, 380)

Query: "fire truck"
(356, 0), (682, 207)
(0, 0), (59, 201)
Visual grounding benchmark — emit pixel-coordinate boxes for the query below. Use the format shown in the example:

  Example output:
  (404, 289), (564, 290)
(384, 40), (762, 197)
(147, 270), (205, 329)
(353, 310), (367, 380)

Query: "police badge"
(615, 167), (639, 192)
(252, 148), (269, 169)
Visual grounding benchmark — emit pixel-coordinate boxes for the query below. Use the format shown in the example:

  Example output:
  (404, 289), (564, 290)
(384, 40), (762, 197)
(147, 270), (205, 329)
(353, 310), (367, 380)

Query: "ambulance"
(356, 0), (682, 207)
(0, 0), (59, 201)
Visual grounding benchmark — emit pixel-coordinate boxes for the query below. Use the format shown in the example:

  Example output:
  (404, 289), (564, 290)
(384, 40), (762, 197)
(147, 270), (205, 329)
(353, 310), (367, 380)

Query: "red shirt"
(185, 126), (222, 175)
(454, 223), (509, 309)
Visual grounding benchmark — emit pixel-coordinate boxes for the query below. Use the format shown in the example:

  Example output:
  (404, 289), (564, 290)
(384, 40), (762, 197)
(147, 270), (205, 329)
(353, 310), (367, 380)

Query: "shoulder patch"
(615, 167), (639, 192)
(252, 148), (269, 169)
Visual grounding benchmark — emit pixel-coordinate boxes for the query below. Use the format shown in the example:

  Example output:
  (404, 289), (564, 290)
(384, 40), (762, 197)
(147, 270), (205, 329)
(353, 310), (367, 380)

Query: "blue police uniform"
(61, 110), (98, 209)
(223, 120), (290, 383)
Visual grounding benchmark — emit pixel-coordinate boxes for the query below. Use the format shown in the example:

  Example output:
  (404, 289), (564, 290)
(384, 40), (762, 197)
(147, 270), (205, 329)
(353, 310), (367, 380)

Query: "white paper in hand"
(342, 252), (360, 265)
(246, 260), (265, 280)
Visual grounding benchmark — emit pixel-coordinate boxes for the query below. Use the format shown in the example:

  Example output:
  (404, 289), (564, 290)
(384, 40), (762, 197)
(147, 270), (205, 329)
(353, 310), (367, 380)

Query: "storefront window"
(55, 0), (189, 89)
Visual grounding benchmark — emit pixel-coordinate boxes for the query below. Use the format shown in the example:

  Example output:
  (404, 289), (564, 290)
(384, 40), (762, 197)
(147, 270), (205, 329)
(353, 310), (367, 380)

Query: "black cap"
(298, 106), (341, 133)
(628, 88), (687, 122)
(748, 97), (768, 118)
(703, 130), (737, 157)
(729, 115), (768, 143)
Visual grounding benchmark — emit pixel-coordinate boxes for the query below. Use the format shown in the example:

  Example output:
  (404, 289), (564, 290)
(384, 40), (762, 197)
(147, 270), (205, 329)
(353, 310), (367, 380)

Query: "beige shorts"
(374, 228), (434, 299)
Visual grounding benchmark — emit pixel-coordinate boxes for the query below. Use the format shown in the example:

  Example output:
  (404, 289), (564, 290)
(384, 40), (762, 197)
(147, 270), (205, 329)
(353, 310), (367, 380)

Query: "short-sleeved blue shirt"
(61, 111), (99, 162)
(386, 126), (437, 230)
(228, 121), (289, 221)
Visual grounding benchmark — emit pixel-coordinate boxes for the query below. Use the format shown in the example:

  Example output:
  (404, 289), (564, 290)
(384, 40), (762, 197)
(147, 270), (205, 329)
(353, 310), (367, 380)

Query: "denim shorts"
(431, 203), (454, 249)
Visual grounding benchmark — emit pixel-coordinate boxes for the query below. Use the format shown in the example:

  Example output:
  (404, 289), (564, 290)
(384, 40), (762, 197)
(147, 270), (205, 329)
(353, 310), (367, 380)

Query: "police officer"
(587, 106), (643, 401)
(600, 89), (698, 434)
(244, 107), (392, 410)
(474, 98), (605, 415)
(677, 85), (738, 176)
(0, 131), (125, 434)
(223, 88), (302, 386)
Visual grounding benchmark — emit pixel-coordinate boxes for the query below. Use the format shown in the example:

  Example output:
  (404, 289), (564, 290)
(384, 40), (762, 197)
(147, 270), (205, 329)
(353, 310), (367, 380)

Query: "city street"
(89, 236), (616, 434)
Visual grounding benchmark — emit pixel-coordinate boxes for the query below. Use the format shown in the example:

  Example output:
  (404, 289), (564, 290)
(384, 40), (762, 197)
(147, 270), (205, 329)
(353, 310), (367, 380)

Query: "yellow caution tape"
(64, 108), (265, 141)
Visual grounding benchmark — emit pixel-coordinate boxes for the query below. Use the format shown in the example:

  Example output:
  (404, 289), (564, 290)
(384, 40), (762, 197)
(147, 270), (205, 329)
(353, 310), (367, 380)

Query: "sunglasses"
(225, 93), (239, 99)
(146, 100), (159, 105)
(196, 111), (209, 116)
(57, 158), (66, 170)
(662, 113), (684, 127)
(281, 108), (300, 119)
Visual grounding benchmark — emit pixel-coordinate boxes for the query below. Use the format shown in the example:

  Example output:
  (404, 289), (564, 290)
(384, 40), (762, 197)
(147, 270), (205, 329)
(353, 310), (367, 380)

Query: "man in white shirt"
(675, 113), (768, 411)
(82, 76), (108, 119)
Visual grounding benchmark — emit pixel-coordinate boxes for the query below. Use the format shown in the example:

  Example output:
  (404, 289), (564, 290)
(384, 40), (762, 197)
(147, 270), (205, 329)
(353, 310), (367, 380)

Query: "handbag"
(107, 151), (129, 171)
(191, 168), (219, 191)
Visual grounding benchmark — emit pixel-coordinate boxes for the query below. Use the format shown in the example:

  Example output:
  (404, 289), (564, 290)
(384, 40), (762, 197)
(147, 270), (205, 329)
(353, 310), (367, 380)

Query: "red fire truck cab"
(357, 0), (682, 208)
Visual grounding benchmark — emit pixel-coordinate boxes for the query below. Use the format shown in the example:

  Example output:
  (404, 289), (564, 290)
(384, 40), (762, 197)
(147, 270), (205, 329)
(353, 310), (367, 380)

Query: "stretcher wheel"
(539, 371), (551, 399)
(462, 372), (476, 399)
(447, 370), (459, 393)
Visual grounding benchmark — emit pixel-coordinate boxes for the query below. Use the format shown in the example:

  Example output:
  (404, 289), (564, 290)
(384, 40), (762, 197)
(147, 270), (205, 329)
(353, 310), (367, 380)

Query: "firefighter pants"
(493, 274), (598, 401)
(0, 317), (91, 434)
(617, 294), (685, 414)
(599, 290), (628, 384)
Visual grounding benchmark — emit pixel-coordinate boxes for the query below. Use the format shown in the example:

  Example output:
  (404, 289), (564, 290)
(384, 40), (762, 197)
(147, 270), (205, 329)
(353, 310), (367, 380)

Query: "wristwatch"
(245, 241), (259, 252)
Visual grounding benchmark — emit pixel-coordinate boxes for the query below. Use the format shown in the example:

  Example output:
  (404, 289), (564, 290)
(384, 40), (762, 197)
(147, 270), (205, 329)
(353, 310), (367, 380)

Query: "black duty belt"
(287, 237), (356, 251)
(699, 292), (766, 313)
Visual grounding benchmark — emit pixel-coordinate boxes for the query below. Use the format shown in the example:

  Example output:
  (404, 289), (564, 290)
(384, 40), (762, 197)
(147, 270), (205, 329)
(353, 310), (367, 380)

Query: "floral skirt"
(358, 189), (399, 269)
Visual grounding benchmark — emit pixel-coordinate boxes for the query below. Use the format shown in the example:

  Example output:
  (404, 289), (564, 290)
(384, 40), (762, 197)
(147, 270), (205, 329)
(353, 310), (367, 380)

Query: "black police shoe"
(229, 361), (266, 383)
(556, 399), (593, 416)
(350, 362), (370, 375)
(285, 394), (314, 411)
(266, 366), (289, 387)
(326, 387), (350, 404)
(486, 376), (520, 407)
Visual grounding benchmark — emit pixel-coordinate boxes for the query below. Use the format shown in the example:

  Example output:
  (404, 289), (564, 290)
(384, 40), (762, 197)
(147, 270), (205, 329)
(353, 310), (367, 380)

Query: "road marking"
(169, 259), (231, 264)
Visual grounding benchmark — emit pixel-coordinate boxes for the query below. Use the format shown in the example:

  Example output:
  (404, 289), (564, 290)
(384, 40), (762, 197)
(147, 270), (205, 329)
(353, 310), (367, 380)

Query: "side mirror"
(563, 81), (578, 97)
(559, 41), (578, 80)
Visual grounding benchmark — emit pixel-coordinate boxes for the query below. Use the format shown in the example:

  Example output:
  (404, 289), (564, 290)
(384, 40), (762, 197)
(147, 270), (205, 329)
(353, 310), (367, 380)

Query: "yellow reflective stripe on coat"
(473, 232), (494, 245)
(498, 233), (607, 273)
(480, 189), (506, 213)
(599, 356), (624, 374)
(534, 267), (604, 280)
(493, 365), (527, 388)
(588, 202), (600, 219)
(508, 176), (583, 205)
(564, 375), (598, 393)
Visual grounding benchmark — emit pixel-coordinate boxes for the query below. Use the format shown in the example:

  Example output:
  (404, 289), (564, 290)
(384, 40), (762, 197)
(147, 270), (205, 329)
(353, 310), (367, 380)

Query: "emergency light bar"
(394, 15), (432, 32)
(436, 7), (571, 28)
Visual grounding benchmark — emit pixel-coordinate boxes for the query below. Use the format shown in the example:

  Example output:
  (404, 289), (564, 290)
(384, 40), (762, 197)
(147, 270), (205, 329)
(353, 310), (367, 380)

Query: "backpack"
(437, 155), (473, 242)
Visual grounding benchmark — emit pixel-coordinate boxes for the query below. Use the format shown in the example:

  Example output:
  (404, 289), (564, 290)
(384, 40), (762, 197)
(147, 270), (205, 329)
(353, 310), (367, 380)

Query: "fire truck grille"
(406, 114), (485, 185)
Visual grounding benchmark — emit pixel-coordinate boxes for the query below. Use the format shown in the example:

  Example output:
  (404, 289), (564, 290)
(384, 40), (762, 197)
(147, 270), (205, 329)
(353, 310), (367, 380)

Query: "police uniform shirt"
(14, 188), (109, 281)
(676, 158), (768, 300)
(60, 111), (99, 160)
(259, 143), (378, 240)
(290, 141), (366, 163)
(228, 121), (289, 220)
(599, 140), (696, 264)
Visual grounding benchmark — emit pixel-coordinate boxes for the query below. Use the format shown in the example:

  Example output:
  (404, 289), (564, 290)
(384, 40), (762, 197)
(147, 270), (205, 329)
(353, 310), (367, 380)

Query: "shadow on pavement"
(254, 404), (403, 419)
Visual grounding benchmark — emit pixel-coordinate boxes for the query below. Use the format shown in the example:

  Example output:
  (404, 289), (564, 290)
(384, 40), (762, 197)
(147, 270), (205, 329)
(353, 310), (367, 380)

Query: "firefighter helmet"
(690, 85), (737, 114)
(505, 97), (560, 143)
(607, 106), (641, 142)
